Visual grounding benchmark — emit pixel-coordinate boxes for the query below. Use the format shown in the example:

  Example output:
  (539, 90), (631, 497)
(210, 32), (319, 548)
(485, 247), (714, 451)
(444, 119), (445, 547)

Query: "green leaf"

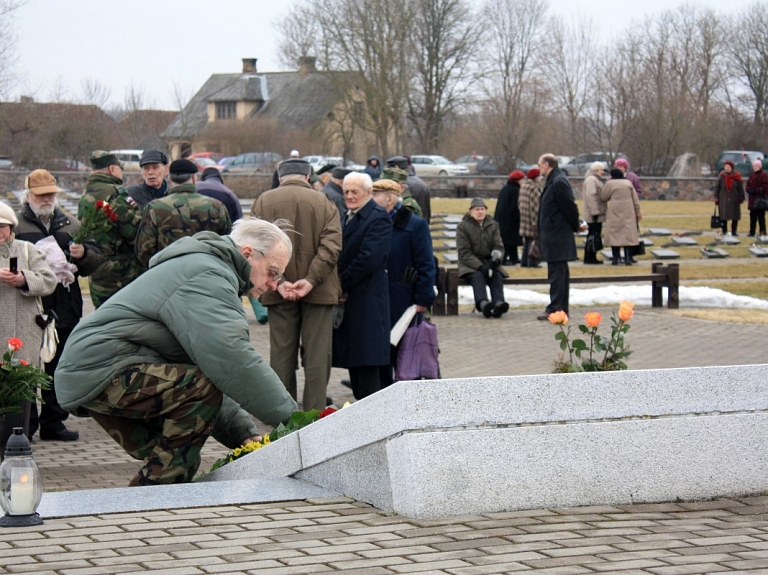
(572, 339), (587, 350)
(554, 331), (566, 341)
(578, 325), (589, 334)
(560, 340), (567, 351)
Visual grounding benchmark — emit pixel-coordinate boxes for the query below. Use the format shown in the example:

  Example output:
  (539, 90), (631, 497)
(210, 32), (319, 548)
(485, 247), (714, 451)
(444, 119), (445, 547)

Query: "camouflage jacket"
(401, 190), (423, 218)
(79, 173), (145, 308)
(135, 183), (232, 267)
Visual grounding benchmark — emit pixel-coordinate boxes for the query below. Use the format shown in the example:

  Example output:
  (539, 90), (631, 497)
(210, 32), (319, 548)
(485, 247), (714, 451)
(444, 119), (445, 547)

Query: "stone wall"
(0, 170), (717, 201)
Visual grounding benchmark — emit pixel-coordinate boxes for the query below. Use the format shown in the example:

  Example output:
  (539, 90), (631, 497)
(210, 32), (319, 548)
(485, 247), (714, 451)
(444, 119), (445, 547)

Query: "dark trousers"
(465, 269), (506, 307)
(349, 365), (391, 400)
(521, 237), (538, 267)
(749, 209), (766, 235)
(546, 260), (569, 315)
(29, 327), (72, 436)
(503, 243), (519, 264)
(584, 222), (603, 263)
(721, 220), (739, 235)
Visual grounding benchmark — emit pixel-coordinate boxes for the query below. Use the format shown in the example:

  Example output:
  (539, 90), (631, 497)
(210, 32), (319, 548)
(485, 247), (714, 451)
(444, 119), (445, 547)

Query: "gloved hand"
(479, 263), (490, 276)
(490, 259), (501, 269)
(491, 249), (503, 262)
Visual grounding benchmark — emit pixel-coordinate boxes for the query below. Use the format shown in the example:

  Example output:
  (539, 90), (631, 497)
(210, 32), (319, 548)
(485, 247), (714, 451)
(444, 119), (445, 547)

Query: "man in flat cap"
(320, 167), (350, 217)
(135, 158), (231, 267)
(122, 149), (170, 208)
(382, 167), (423, 219)
(386, 155), (431, 223)
(196, 167), (243, 223)
(251, 159), (342, 412)
(79, 151), (144, 307)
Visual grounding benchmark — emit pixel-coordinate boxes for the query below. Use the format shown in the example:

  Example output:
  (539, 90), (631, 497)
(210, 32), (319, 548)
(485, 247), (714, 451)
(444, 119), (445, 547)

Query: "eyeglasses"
(255, 249), (283, 283)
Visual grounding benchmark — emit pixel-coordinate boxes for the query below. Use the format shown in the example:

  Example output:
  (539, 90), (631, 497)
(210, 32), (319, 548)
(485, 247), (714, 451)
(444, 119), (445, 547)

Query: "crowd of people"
(0, 149), (438, 486)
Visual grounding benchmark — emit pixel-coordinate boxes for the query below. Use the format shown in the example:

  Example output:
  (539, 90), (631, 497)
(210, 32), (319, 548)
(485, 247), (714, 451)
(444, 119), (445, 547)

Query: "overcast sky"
(12, 0), (728, 110)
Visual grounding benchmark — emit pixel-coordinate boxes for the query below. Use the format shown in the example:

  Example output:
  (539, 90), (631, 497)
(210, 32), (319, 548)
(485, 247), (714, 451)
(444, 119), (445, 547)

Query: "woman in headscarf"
(599, 169), (642, 265)
(582, 162), (606, 264)
(494, 170), (524, 264)
(714, 161), (745, 236)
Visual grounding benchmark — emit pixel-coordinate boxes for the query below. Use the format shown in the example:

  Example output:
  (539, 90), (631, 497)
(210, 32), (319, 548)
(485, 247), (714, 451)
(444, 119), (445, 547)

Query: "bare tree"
(546, 15), (599, 152)
(80, 78), (112, 109)
(0, 0), (24, 98)
(478, 0), (549, 167)
(729, 4), (768, 125)
(276, 1), (324, 69)
(406, 0), (479, 153)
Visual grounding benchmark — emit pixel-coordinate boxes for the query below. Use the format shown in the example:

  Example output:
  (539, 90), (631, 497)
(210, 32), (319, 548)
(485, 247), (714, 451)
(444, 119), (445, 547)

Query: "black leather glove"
(479, 263), (490, 275)
(490, 259), (501, 269)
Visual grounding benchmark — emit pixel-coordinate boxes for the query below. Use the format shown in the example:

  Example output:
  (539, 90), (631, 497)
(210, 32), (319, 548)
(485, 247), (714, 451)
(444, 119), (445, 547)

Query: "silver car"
(410, 155), (470, 177)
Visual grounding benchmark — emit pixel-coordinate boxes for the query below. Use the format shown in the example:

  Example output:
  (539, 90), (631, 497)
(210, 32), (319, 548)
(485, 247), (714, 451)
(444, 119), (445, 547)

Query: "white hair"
(343, 171), (373, 192)
(589, 161), (606, 173)
(230, 218), (292, 259)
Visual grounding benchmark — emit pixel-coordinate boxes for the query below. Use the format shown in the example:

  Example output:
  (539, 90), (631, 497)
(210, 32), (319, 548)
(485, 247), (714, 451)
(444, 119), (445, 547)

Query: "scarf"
(724, 171), (742, 192)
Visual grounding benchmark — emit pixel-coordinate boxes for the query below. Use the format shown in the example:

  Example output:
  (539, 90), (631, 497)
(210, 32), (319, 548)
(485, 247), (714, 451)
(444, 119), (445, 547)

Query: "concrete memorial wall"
(203, 364), (768, 519)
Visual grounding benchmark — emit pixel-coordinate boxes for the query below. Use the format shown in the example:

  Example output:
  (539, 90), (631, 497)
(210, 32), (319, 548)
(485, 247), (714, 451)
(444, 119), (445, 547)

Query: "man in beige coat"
(251, 159), (342, 411)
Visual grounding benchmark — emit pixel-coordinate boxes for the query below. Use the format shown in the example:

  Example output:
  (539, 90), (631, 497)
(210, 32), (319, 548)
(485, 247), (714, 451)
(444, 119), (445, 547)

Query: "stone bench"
(432, 263), (680, 315)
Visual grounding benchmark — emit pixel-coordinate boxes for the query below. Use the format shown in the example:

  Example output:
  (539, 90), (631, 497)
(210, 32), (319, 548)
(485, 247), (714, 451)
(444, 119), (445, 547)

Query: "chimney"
(298, 56), (317, 76)
(242, 58), (257, 74)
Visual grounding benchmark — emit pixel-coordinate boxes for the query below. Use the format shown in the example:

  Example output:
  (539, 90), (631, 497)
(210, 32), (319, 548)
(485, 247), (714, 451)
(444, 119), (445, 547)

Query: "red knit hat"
(508, 170), (525, 181)
(527, 168), (540, 179)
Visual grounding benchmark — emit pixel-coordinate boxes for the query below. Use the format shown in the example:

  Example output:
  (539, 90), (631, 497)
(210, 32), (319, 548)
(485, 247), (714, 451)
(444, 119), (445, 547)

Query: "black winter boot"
(611, 247), (621, 265)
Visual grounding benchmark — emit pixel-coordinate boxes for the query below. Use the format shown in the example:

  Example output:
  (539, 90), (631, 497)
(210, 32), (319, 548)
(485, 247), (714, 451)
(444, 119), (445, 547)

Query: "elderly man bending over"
(55, 219), (298, 486)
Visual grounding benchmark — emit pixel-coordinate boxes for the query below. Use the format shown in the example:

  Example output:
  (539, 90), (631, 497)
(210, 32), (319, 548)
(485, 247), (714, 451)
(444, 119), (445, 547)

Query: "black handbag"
(754, 196), (768, 211)
(586, 234), (603, 253)
(710, 206), (722, 229)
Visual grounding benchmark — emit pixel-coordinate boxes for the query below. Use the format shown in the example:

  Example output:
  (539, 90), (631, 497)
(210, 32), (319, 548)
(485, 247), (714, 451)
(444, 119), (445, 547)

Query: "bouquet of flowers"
(71, 200), (118, 244)
(0, 338), (52, 415)
(205, 405), (342, 475)
(549, 301), (635, 373)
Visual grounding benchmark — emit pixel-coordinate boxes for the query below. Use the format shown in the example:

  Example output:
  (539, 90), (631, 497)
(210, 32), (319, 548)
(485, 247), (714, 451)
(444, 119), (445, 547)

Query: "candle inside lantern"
(8, 468), (36, 515)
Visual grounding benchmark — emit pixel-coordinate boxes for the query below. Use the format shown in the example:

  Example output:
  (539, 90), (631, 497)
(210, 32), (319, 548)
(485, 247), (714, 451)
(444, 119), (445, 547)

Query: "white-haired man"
(333, 172), (393, 399)
(55, 219), (298, 486)
(14, 169), (103, 442)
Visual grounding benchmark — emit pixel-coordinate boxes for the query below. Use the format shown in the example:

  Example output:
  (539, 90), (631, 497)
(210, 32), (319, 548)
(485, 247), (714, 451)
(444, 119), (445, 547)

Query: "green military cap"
(90, 150), (122, 170)
(381, 167), (408, 183)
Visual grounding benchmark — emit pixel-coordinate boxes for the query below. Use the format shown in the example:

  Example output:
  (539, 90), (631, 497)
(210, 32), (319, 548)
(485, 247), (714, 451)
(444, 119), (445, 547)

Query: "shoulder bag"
(24, 242), (58, 363)
(395, 313), (440, 382)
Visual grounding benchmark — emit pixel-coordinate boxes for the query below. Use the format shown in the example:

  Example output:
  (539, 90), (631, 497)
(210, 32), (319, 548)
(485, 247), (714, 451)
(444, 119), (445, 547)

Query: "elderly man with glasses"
(55, 219), (298, 486)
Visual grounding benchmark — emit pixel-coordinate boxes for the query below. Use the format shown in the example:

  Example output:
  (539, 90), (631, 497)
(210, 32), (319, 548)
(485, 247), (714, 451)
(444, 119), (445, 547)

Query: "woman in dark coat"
(494, 171), (523, 264)
(332, 173), (393, 400)
(746, 159), (768, 236)
(715, 161), (745, 235)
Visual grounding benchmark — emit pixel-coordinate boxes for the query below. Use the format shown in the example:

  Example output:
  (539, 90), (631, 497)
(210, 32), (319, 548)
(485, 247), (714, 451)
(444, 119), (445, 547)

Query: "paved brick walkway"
(10, 304), (768, 573)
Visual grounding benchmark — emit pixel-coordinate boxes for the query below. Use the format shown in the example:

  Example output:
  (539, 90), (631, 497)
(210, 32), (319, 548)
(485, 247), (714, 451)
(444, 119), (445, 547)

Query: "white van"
(109, 149), (143, 172)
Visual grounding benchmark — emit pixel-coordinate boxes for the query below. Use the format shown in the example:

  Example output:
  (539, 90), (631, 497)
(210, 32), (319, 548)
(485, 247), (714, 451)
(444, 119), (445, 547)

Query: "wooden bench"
(433, 263), (680, 315)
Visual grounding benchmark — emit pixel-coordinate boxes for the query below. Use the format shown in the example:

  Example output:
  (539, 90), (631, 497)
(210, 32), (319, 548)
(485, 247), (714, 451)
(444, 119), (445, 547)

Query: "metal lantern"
(0, 427), (43, 526)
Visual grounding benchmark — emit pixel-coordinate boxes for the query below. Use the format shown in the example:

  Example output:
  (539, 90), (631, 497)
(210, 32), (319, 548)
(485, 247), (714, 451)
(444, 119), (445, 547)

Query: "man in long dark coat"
(536, 154), (582, 320)
(332, 172), (393, 399)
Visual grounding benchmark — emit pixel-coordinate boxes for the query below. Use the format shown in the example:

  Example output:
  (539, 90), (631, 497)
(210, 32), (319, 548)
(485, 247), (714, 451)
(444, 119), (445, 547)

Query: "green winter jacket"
(456, 213), (509, 278)
(55, 231), (297, 447)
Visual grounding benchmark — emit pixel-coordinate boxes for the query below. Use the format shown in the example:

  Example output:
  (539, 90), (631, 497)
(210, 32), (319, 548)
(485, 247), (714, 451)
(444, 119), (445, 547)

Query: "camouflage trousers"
(82, 363), (223, 485)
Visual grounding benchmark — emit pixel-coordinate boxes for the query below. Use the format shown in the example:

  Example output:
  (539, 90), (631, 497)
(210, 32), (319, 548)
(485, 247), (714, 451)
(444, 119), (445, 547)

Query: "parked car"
(715, 150), (765, 178)
(409, 155), (469, 177)
(189, 151), (224, 163)
(303, 155), (344, 171)
(563, 152), (628, 176)
(218, 156), (236, 166)
(109, 149), (143, 172)
(455, 154), (487, 174)
(222, 152), (283, 174)
(190, 156), (223, 172)
(0, 156), (14, 170)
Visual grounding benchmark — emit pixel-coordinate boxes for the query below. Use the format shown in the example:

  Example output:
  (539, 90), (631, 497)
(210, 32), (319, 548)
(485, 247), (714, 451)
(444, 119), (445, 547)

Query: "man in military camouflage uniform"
(135, 158), (232, 267)
(381, 167), (422, 218)
(122, 149), (170, 208)
(79, 151), (144, 308)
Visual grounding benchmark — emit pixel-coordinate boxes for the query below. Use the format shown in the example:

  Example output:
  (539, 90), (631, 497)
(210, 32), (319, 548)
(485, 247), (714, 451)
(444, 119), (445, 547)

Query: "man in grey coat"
(536, 154), (583, 320)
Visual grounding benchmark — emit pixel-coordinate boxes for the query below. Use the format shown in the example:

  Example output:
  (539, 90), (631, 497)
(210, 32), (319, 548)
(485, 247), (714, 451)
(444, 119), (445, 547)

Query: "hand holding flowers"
(550, 302), (635, 373)
(70, 200), (118, 245)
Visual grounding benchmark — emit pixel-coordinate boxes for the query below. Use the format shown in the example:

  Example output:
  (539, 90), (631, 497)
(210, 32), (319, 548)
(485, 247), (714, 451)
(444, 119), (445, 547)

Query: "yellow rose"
(584, 312), (602, 328)
(548, 310), (568, 325)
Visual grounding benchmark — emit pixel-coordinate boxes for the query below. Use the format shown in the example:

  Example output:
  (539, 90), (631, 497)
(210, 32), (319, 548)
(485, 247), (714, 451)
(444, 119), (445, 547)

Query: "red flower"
(95, 200), (104, 209)
(109, 213), (118, 222)
(318, 407), (337, 418)
(7, 337), (23, 351)
(19, 359), (28, 366)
